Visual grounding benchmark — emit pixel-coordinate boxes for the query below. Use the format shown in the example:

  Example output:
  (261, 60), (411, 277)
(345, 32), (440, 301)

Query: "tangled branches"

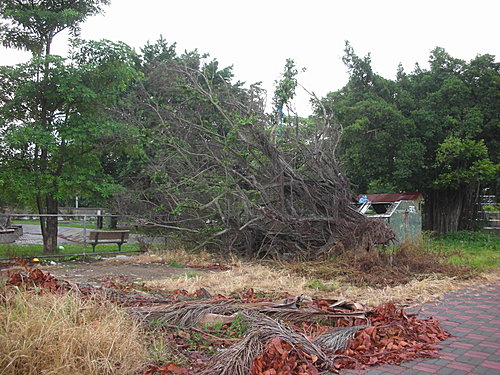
(115, 50), (394, 257)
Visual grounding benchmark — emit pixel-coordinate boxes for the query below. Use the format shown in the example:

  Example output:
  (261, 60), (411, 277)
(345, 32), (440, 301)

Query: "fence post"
(83, 215), (87, 256)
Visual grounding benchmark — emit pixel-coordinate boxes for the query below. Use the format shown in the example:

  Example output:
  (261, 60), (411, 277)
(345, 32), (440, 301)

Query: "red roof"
(358, 192), (423, 203)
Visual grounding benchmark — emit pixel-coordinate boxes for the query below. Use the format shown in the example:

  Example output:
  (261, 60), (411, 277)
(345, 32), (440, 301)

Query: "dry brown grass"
(482, 271), (500, 283)
(350, 269), (500, 307)
(103, 248), (217, 267)
(104, 246), (498, 307)
(146, 262), (496, 307)
(0, 288), (148, 375)
(148, 263), (311, 296)
(282, 243), (474, 287)
(336, 276), (467, 306)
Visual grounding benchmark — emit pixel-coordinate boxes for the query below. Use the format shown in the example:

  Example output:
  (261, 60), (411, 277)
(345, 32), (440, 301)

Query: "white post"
(83, 215), (87, 256)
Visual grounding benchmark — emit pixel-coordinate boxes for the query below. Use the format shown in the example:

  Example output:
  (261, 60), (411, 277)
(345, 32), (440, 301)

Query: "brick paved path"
(343, 283), (500, 375)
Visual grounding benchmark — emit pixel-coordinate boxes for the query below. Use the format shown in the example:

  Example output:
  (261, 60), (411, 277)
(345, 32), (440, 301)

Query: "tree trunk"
(37, 194), (59, 253)
(458, 183), (481, 231)
(424, 189), (468, 234)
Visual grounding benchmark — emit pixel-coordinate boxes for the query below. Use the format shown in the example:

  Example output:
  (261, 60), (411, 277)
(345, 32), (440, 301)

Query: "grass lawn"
(0, 243), (141, 258)
(430, 231), (499, 271)
(12, 220), (102, 229)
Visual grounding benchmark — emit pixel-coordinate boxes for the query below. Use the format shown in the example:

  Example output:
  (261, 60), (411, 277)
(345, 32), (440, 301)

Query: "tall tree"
(0, 0), (109, 55)
(0, 0), (137, 252)
(323, 43), (499, 234)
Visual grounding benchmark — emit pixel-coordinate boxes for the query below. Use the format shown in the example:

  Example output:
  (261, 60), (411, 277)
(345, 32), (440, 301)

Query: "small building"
(355, 193), (424, 244)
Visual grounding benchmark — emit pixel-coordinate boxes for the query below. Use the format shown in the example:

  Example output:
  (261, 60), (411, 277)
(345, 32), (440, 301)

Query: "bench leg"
(118, 243), (122, 251)
(92, 244), (96, 252)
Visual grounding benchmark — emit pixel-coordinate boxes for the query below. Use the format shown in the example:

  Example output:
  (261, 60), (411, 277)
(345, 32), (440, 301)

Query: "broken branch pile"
(133, 292), (449, 374)
(116, 62), (396, 258)
(3, 265), (450, 374)
(133, 297), (365, 328)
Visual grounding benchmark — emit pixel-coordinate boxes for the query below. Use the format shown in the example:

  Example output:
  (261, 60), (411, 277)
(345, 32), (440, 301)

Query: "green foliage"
(273, 58), (299, 109)
(271, 59), (310, 138)
(149, 338), (176, 365)
(322, 42), (499, 232)
(482, 204), (499, 212)
(342, 41), (374, 89)
(326, 43), (499, 193)
(0, 243), (140, 258)
(0, 0), (110, 54)
(433, 137), (497, 188)
(0, 41), (138, 207)
(0, 0), (136, 252)
(168, 260), (185, 268)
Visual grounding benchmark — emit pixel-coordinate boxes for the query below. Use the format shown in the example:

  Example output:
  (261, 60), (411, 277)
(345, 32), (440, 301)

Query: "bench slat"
(88, 230), (129, 241)
(87, 230), (130, 252)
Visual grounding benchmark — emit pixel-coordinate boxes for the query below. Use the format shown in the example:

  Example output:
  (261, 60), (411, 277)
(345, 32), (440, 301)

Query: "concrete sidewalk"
(344, 283), (500, 374)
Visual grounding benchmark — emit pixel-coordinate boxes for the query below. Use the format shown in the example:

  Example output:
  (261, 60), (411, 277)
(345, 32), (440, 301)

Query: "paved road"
(16, 224), (80, 245)
(344, 283), (500, 374)
(14, 224), (161, 246)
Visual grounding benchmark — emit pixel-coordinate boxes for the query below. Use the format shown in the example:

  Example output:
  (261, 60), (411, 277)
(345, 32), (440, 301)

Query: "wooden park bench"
(88, 230), (129, 252)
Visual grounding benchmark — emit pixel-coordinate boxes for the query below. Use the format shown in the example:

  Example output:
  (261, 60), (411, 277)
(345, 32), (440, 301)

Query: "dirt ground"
(2, 252), (497, 308)
(20, 260), (207, 283)
(52, 262), (204, 283)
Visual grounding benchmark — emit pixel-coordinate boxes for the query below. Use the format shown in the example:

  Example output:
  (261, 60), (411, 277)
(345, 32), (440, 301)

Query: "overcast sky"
(1, 0), (498, 114)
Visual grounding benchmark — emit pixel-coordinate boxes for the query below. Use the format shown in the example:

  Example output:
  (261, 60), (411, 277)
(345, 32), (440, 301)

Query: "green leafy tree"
(0, 0), (109, 55)
(0, 0), (137, 252)
(322, 42), (499, 233)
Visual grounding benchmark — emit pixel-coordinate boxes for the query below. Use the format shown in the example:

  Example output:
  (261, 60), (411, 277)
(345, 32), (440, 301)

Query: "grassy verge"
(0, 243), (141, 258)
(429, 231), (499, 271)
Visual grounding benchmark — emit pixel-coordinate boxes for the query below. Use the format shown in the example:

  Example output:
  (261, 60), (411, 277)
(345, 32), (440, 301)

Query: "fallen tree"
(114, 43), (394, 257)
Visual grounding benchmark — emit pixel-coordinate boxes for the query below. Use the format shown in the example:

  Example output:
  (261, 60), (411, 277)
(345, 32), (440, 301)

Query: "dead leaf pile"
(141, 362), (189, 375)
(250, 337), (320, 375)
(5, 264), (74, 293)
(332, 301), (450, 370)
